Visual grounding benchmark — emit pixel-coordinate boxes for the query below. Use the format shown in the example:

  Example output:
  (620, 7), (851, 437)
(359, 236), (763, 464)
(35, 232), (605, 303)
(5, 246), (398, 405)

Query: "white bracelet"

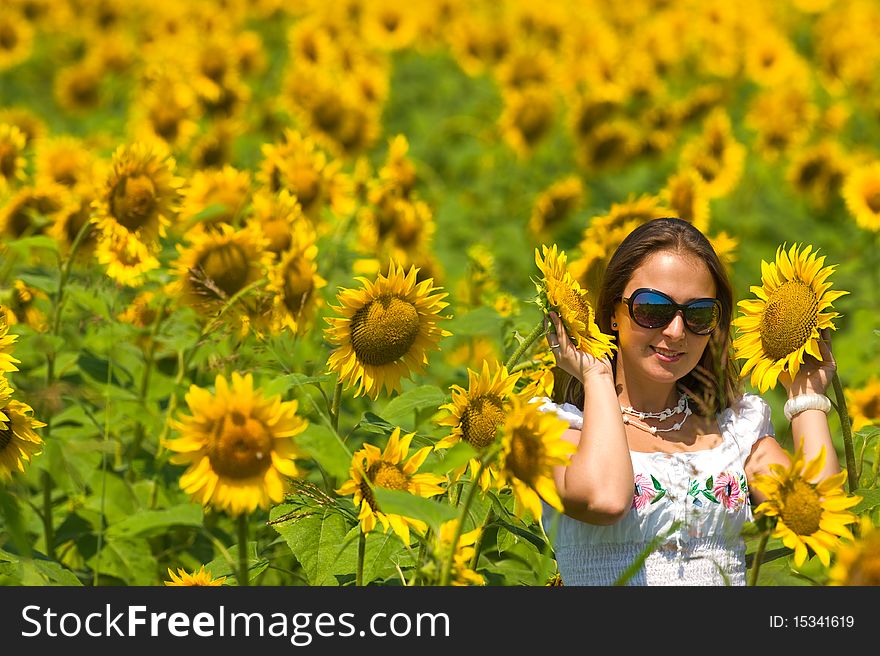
(783, 394), (832, 422)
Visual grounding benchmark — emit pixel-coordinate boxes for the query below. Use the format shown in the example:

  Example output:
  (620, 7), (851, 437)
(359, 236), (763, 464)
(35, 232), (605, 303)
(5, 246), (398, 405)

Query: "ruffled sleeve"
(718, 393), (775, 453)
(530, 396), (584, 429)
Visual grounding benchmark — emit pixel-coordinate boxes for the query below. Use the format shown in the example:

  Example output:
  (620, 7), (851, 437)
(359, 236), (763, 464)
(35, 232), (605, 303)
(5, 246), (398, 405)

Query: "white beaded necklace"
(620, 393), (692, 435)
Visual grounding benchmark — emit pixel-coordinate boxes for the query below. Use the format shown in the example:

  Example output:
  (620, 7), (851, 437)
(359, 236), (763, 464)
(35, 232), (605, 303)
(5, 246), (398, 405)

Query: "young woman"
(538, 217), (839, 585)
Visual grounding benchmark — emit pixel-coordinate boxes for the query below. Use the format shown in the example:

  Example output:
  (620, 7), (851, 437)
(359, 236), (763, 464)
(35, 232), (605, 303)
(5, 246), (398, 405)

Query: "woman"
(538, 217), (839, 585)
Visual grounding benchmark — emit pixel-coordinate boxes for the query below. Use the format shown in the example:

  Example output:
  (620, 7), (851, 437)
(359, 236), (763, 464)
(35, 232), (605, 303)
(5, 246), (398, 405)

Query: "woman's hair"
(556, 217), (741, 415)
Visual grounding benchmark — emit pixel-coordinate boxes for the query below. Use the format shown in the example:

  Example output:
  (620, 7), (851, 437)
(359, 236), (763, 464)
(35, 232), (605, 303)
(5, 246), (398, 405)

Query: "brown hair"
(555, 217), (741, 415)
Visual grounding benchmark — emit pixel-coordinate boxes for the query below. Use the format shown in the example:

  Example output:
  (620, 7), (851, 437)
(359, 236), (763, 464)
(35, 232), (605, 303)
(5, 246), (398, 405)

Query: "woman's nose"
(662, 310), (687, 340)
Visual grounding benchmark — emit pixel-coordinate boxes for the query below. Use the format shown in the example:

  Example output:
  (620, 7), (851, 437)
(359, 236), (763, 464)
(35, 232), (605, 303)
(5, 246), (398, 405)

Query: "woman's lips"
(651, 346), (684, 362)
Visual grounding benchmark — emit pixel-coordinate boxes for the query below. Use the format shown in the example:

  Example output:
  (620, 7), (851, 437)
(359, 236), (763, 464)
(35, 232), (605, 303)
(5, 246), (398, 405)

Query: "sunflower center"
(759, 279), (818, 360)
(558, 287), (594, 332)
(863, 398), (880, 419)
(350, 294), (420, 366)
(0, 23), (18, 50)
(207, 411), (274, 479)
(369, 461), (410, 491)
(282, 263), (314, 316)
(0, 143), (16, 178)
(288, 167), (320, 210)
(506, 428), (542, 484)
(0, 426), (12, 451)
(111, 174), (158, 232)
(196, 242), (250, 298)
(460, 394), (505, 449)
(779, 479), (823, 536)
(866, 190), (880, 215)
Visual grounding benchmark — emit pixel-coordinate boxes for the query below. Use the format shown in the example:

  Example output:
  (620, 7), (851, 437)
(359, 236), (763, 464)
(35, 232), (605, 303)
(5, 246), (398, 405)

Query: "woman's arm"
(545, 312), (633, 525)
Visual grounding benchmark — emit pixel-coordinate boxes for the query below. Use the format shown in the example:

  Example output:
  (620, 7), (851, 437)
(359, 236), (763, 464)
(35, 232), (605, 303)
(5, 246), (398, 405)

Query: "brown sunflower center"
(111, 174), (158, 232)
(460, 394), (505, 449)
(842, 535), (880, 585)
(207, 411), (274, 479)
(0, 426), (12, 451)
(779, 479), (823, 536)
(506, 428), (542, 485)
(866, 190), (880, 215)
(350, 294), (420, 366)
(759, 279), (818, 360)
(0, 143), (16, 178)
(671, 183), (695, 221)
(0, 23), (18, 50)
(369, 461), (410, 491)
(195, 242), (250, 298)
(862, 398), (880, 419)
(288, 167), (320, 211)
(557, 287), (594, 338)
(282, 262), (314, 316)
(516, 101), (553, 145)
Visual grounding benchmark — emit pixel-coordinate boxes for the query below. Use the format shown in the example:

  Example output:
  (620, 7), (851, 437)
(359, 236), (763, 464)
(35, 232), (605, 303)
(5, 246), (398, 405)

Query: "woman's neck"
(615, 369), (680, 414)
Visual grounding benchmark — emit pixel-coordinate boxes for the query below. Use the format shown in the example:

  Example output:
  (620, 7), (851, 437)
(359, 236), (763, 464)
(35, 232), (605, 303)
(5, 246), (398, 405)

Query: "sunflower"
(517, 348), (560, 400)
(499, 84), (557, 158)
(0, 387), (47, 482)
(842, 162), (880, 232)
(745, 87), (815, 163)
(1, 280), (47, 331)
(752, 445), (860, 567)
(378, 134), (417, 197)
(170, 223), (271, 316)
(534, 244), (617, 360)
(434, 520), (485, 586)
(178, 165), (252, 233)
(264, 242), (327, 336)
(164, 372), (308, 517)
(787, 140), (850, 209)
(574, 119), (640, 172)
(360, 0), (420, 51)
(846, 378), (880, 433)
(0, 122), (28, 189)
(33, 135), (100, 190)
(325, 260), (451, 400)
(733, 243), (848, 393)
(248, 189), (312, 258)
(828, 515), (880, 586)
(0, 12), (34, 71)
(679, 108), (746, 199)
(53, 61), (103, 114)
(94, 224), (160, 288)
(335, 427), (446, 544)
(0, 107), (45, 147)
(436, 360), (521, 490)
(0, 319), (21, 373)
(129, 70), (200, 149)
(661, 170), (710, 234)
(0, 183), (69, 239)
(495, 395), (575, 520)
(93, 141), (182, 246)
(257, 128), (354, 223)
(528, 176), (585, 241)
(165, 565), (227, 586)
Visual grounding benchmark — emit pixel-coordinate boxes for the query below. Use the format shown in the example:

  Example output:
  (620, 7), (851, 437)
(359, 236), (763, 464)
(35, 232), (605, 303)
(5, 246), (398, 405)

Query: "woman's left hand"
(780, 328), (837, 396)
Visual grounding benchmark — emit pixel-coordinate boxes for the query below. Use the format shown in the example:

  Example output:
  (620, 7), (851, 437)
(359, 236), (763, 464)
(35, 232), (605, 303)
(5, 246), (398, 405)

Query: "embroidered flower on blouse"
(632, 472), (666, 509)
(689, 471), (748, 510)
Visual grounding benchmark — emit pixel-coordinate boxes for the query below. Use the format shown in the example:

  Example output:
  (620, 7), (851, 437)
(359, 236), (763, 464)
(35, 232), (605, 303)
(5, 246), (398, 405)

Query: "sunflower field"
(1, 0), (880, 589)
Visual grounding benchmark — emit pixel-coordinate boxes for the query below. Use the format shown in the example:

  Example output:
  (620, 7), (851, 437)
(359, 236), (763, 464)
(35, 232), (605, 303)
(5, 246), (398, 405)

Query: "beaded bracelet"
(783, 394), (832, 422)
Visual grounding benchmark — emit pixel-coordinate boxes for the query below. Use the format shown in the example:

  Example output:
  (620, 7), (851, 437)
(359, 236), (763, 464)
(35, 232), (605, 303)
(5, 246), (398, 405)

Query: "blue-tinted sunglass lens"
(685, 302), (719, 334)
(631, 292), (675, 328)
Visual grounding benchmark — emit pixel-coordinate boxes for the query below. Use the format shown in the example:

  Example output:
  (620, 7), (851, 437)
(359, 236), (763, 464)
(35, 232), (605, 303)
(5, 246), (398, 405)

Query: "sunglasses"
(620, 288), (722, 335)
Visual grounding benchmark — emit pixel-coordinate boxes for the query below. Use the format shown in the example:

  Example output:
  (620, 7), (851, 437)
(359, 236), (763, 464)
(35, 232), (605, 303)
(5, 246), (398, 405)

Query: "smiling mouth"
(651, 346), (684, 358)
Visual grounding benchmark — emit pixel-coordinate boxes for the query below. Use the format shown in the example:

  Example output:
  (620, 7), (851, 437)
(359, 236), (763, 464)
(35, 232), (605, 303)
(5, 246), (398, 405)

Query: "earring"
(611, 321), (618, 329)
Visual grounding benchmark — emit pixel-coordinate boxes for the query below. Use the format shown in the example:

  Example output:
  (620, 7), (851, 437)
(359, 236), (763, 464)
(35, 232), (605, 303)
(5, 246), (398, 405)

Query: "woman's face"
(612, 250), (717, 387)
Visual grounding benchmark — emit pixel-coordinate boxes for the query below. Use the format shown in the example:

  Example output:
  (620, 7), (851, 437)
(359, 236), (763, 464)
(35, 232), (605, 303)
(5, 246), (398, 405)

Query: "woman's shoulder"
(718, 393), (775, 445)
(531, 396), (584, 429)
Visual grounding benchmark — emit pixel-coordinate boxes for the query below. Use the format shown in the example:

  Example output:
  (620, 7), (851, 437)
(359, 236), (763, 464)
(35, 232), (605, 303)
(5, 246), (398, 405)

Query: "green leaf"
(494, 518), (549, 552)
(650, 489), (666, 504)
(270, 507), (350, 585)
(76, 350), (131, 387)
(296, 424), (353, 483)
(360, 529), (414, 585)
(446, 306), (504, 339)
(105, 504), (204, 538)
(360, 412), (398, 435)
(0, 487), (30, 558)
(380, 385), (446, 427)
(427, 441), (478, 475)
(851, 488), (880, 515)
(702, 490), (720, 503)
(650, 474), (663, 491)
(3, 235), (59, 257)
(705, 476), (713, 490)
(373, 488), (457, 532)
(86, 537), (157, 585)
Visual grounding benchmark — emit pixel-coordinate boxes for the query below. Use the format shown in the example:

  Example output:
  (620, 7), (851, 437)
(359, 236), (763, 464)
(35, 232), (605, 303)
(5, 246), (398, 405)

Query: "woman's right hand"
(544, 311), (613, 382)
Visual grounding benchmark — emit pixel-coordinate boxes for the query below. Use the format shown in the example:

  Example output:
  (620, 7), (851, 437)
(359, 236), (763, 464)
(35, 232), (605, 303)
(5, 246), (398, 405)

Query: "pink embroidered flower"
(631, 473), (657, 510)
(713, 471), (746, 510)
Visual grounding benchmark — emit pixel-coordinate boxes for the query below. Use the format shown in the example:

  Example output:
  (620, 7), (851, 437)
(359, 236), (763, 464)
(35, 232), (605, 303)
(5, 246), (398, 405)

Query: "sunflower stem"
(41, 471), (55, 561)
(748, 529), (770, 587)
(504, 319), (545, 371)
(237, 514), (250, 587)
(831, 373), (859, 492)
(330, 378), (343, 433)
(469, 507), (494, 570)
(356, 528), (366, 586)
(439, 447), (499, 586)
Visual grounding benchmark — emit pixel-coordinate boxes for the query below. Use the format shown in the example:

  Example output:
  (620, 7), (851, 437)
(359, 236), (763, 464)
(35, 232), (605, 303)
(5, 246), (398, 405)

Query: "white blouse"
(535, 393), (775, 586)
